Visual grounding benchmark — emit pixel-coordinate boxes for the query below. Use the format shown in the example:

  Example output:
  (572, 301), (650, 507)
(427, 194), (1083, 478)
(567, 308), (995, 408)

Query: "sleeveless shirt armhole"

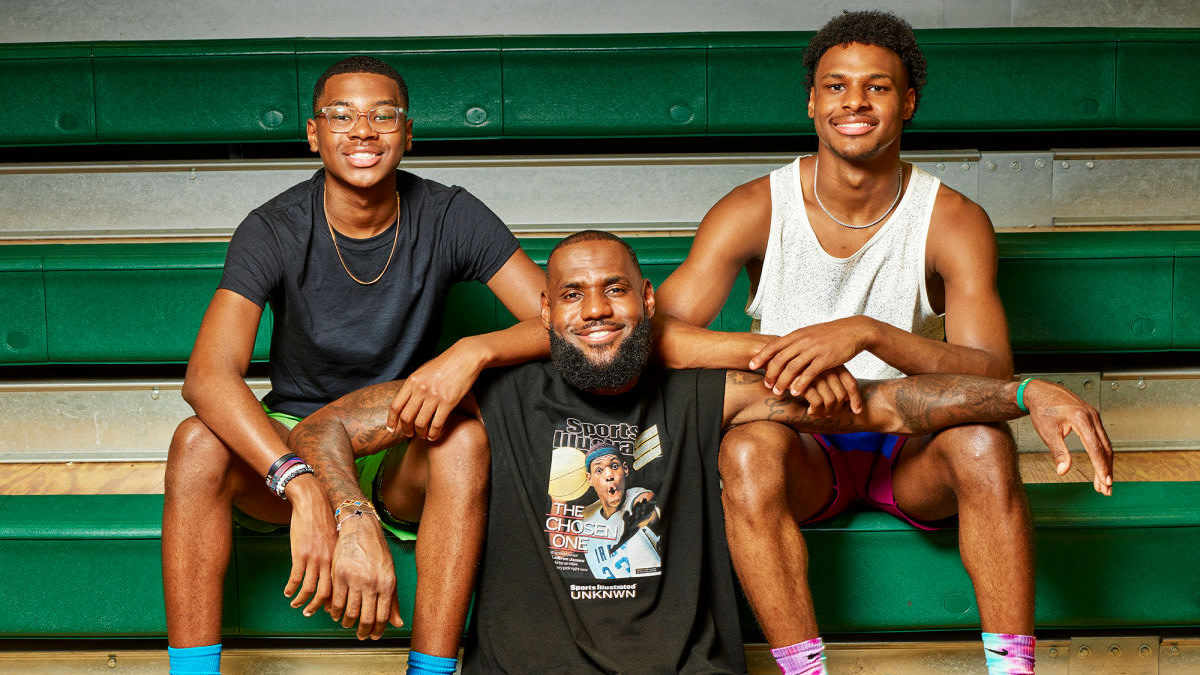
(915, 170), (943, 320)
(744, 158), (795, 322)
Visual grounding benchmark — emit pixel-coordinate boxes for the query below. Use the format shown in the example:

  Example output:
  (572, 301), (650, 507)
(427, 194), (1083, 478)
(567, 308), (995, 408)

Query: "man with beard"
(289, 230), (1112, 674)
(654, 11), (1070, 673)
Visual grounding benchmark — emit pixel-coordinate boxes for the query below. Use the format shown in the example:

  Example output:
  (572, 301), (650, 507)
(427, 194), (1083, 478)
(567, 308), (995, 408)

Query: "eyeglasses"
(314, 105), (408, 133)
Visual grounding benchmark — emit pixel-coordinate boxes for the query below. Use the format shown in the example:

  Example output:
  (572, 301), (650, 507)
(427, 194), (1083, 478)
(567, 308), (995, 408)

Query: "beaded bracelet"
(273, 463), (314, 500)
(265, 452), (313, 500)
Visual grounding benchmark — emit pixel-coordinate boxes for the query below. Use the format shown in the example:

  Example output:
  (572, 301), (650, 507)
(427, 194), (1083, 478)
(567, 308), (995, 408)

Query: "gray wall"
(3, 0), (1199, 44)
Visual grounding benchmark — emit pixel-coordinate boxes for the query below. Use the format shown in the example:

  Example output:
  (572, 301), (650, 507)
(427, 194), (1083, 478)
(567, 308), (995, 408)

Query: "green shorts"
(232, 403), (418, 541)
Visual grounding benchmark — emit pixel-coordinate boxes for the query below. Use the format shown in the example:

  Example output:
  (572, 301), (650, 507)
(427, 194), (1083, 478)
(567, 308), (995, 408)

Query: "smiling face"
(306, 72), (413, 191)
(542, 238), (654, 394)
(807, 42), (915, 163)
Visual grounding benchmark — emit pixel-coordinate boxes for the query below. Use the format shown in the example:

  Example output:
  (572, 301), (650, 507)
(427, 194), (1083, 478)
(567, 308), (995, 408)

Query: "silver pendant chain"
(813, 158), (904, 230)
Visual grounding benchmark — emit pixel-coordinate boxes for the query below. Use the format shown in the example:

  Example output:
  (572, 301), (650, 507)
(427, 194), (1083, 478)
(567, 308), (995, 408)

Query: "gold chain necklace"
(323, 190), (400, 286)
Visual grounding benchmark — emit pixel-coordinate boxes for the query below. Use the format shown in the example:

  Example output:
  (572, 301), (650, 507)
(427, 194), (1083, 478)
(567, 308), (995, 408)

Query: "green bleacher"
(1, 29), (1199, 646)
(2, 232), (1198, 366)
(2, 29), (1199, 147)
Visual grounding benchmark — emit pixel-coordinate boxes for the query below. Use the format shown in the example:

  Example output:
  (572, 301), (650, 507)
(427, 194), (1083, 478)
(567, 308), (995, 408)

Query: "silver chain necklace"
(812, 158), (904, 230)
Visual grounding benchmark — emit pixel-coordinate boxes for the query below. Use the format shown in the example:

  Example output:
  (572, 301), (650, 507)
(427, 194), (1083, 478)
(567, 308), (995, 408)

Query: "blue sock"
(167, 644), (222, 675)
(407, 650), (458, 675)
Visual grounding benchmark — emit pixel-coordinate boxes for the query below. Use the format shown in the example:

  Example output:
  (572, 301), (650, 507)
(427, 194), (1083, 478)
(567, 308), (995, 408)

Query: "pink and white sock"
(982, 632), (1035, 675)
(771, 637), (826, 675)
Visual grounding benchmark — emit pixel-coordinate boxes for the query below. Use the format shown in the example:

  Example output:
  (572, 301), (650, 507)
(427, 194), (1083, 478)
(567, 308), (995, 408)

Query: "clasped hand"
(749, 318), (867, 417)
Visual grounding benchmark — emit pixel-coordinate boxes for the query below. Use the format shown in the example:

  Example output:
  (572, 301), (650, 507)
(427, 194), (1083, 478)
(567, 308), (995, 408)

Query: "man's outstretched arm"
(722, 372), (1113, 495)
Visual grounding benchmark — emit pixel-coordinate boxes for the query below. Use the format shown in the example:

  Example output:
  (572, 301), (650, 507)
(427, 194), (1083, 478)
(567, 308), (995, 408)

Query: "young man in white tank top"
(658, 10), (1109, 675)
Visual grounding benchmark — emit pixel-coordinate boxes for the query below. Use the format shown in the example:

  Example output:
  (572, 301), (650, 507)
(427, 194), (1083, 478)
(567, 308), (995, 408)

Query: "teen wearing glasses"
(162, 56), (547, 675)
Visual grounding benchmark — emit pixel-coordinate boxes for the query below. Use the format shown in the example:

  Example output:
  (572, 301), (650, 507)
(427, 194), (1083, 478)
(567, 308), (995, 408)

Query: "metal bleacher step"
(0, 639), (1196, 674)
(4, 450), (1200, 496)
(4, 371), (1200, 464)
(3, 149), (1200, 243)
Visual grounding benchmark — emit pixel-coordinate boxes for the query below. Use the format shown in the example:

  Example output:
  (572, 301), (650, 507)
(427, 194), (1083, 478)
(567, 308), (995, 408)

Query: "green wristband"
(1016, 377), (1035, 413)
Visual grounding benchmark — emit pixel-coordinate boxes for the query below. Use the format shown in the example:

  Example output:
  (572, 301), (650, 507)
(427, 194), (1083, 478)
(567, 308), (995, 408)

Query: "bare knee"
(427, 415), (490, 496)
(165, 416), (237, 499)
(936, 423), (1021, 496)
(719, 423), (794, 512)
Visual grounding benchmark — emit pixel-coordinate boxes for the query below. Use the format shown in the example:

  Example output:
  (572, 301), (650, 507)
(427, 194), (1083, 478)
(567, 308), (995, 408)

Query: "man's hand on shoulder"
(387, 340), (484, 441)
(328, 512), (404, 640)
(1023, 379), (1114, 496)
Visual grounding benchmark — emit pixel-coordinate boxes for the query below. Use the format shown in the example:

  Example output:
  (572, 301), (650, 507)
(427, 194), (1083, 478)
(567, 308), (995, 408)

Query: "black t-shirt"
(219, 169), (519, 417)
(468, 362), (745, 675)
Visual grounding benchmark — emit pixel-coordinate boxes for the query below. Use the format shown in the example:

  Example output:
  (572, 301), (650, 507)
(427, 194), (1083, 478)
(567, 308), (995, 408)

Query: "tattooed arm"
(722, 371), (1113, 494)
(288, 380), (414, 640)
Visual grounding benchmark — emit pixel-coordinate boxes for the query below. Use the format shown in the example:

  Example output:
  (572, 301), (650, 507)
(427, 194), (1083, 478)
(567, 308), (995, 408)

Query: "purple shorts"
(800, 431), (941, 531)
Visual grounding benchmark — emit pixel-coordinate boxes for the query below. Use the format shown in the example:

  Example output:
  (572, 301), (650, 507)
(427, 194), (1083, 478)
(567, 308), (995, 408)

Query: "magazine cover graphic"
(544, 417), (664, 582)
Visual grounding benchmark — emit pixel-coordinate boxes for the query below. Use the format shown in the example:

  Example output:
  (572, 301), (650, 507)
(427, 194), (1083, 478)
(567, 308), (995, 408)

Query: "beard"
(549, 318), (652, 393)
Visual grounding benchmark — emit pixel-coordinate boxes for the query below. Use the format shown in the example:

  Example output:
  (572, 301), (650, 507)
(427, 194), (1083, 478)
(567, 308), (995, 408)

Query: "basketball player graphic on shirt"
(579, 444), (662, 579)
(545, 426), (664, 580)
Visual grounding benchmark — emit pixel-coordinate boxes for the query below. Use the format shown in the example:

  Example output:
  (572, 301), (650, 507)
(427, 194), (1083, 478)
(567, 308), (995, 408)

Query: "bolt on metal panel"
(977, 151), (1054, 228)
(1163, 639), (1200, 674)
(910, 153), (980, 201)
(1069, 636), (1159, 674)
(0, 151), (1008, 241)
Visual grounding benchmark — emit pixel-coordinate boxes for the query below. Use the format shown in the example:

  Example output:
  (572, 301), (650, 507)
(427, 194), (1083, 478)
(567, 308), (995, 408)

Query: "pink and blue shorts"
(800, 431), (941, 531)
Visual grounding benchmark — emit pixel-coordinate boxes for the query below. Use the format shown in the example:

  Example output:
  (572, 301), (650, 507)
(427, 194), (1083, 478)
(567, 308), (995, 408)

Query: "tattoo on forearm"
(764, 394), (838, 430)
(726, 370), (1021, 436)
(726, 370), (843, 432)
(290, 418), (362, 502)
(889, 374), (1017, 433)
(726, 370), (762, 386)
(288, 381), (403, 503)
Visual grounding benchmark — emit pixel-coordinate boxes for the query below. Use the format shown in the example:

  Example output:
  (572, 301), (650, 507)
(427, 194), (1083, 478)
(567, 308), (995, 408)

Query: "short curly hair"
(312, 56), (409, 115)
(802, 10), (927, 122)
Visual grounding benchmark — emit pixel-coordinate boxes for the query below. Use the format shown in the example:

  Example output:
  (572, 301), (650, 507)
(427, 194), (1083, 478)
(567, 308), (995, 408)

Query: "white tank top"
(746, 157), (945, 380)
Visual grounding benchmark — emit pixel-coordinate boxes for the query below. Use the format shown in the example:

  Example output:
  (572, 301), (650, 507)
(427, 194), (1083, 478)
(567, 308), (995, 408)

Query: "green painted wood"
(2, 232), (1198, 366)
(914, 34), (1115, 131)
(2, 484), (1196, 637)
(0, 251), (48, 364)
(1174, 256), (1200, 349)
(234, 533), (416, 637)
(93, 43), (298, 143)
(797, 482), (1200, 633)
(0, 56), (95, 145)
(501, 35), (707, 137)
(1000, 256), (1174, 352)
(298, 38), (502, 140)
(1, 29), (1199, 145)
(1117, 30), (1200, 129)
(40, 243), (270, 363)
(438, 281), (500, 353)
(0, 494), (237, 637)
(707, 33), (810, 135)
